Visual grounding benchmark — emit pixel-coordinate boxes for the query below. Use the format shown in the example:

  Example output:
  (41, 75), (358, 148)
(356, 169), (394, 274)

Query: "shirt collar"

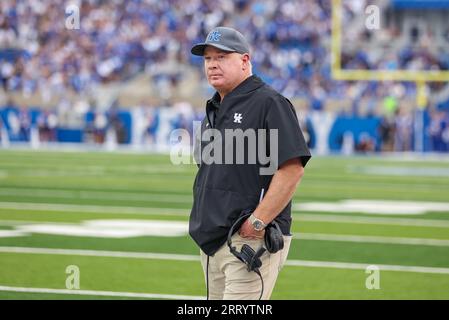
(207, 74), (265, 108)
(225, 74), (265, 97)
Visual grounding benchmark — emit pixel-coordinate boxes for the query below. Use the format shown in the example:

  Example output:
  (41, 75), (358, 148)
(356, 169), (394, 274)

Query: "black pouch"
(264, 221), (284, 253)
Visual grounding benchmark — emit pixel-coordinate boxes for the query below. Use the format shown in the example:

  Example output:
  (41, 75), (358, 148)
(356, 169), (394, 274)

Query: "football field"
(0, 149), (448, 299)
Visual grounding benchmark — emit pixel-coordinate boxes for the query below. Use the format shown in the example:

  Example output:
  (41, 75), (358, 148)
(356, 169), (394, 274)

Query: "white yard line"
(1, 201), (449, 228)
(1, 246), (449, 275)
(0, 220), (78, 226)
(0, 246), (199, 261)
(348, 165), (449, 177)
(292, 213), (449, 228)
(1, 218), (448, 247)
(0, 188), (192, 203)
(292, 232), (449, 246)
(376, 153), (449, 163)
(0, 202), (190, 216)
(0, 230), (28, 238)
(284, 260), (449, 274)
(294, 200), (449, 215)
(0, 285), (204, 300)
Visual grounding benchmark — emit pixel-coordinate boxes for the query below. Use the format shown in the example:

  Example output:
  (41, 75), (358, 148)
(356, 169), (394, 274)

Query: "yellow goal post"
(331, 0), (449, 109)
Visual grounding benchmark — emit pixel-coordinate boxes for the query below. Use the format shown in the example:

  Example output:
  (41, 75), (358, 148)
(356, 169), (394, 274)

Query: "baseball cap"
(191, 26), (250, 56)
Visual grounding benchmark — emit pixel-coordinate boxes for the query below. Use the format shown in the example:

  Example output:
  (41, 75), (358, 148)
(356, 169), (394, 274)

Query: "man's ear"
(242, 53), (250, 70)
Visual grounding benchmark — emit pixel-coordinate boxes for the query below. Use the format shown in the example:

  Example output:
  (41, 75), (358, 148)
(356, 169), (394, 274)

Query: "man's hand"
(239, 218), (265, 239)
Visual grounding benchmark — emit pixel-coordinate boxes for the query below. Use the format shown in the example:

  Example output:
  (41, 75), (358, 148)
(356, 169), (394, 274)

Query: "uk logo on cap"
(207, 30), (221, 42)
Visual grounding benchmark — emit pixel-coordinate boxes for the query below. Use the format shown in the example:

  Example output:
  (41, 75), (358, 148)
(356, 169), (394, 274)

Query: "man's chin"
(209, 80), (226, 91)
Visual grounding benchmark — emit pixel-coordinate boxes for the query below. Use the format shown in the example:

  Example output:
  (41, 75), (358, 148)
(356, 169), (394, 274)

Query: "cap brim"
(191, 43), (236, 56)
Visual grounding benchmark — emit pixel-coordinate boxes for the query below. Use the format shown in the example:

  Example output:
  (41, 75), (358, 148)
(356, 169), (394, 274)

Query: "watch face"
(253, 220), (263, 230)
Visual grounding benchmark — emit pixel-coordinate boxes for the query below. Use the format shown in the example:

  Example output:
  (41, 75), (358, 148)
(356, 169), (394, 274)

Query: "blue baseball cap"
(191, 26), (250, 56)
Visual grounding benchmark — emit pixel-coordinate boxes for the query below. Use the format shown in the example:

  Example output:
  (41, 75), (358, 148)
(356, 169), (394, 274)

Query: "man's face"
(203, 46), (249, 94)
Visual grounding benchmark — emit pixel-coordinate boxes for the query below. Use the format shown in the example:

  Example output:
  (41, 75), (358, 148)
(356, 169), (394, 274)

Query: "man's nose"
(208, 58), (218, 69)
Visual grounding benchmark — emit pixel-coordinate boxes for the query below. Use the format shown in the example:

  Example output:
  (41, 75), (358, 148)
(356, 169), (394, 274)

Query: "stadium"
(0, 0), (448, 300)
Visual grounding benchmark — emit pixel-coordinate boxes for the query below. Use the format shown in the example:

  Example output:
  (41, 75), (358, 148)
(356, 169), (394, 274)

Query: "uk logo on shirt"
(234, 113), (243, 123)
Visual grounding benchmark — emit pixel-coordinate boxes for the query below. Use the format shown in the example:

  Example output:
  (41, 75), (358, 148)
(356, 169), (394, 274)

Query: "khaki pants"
(200, 232), (292, 300)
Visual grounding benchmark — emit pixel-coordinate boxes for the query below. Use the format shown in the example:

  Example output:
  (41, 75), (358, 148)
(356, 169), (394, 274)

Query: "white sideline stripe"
(376, 152), (449, 162)
(349, 165), (449, 177)
(2, 201), (449, 228)
(0, 163), (189, 172)
(0, 188), (192, 204)
(0, 219), (447, 247)
(284, 260), (449, 275)
(0, 202), (190, 216)
(0, 220), (77, 226)
(0, 247), (199, 261)
(0, 285), (204, 300)
(294, 200), (449, 215)
(1, 246), (449, 275)
(0, 230), (27, 238)
(292, 233), (449, 247)
(292, 213), (449, 228)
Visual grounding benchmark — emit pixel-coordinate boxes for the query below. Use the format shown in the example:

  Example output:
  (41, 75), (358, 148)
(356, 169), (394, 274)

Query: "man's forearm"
(253, 158), (304, 224)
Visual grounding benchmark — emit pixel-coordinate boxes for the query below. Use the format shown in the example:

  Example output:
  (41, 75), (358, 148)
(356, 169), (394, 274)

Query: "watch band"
(249, 214), (267, 231)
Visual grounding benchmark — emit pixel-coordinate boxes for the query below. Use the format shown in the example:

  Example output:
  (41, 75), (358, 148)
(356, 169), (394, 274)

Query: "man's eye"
(204, 57), (211, 60)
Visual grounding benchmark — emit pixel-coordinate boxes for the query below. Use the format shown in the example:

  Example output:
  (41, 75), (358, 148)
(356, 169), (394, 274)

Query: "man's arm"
(239, 157), (304, 239)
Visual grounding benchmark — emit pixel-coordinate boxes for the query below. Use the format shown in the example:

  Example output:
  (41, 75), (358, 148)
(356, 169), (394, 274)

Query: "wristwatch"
(249, 214), (267, 231)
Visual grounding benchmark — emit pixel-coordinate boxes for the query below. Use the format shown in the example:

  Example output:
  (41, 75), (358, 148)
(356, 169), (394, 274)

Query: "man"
(189, 26), (311, 300)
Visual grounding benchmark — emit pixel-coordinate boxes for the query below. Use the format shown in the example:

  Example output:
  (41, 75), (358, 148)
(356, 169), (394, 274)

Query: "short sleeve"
(264, 95), (311, 168)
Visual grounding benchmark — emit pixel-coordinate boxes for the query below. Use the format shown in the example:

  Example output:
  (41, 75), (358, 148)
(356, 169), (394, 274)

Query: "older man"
(189, 26), (311, 300)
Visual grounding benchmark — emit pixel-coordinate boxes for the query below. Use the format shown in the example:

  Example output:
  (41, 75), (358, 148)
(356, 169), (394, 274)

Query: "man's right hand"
(238, 218), (265, 239)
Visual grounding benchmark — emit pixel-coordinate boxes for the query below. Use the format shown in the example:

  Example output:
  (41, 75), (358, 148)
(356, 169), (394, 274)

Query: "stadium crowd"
(0, 0), (448, 152)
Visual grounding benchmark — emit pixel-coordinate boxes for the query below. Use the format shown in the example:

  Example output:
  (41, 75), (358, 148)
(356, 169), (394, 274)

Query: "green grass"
(1, 252), (448, 300)
(0, 253), (203, 295)
(1, 149), (449, 299)
(1, 233), (449, 267)
(274, 267), (449, 299)
(0, 292), (151, 300)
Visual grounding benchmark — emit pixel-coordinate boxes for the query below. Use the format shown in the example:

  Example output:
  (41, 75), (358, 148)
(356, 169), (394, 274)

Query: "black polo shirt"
(189, 75), (311, 256)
